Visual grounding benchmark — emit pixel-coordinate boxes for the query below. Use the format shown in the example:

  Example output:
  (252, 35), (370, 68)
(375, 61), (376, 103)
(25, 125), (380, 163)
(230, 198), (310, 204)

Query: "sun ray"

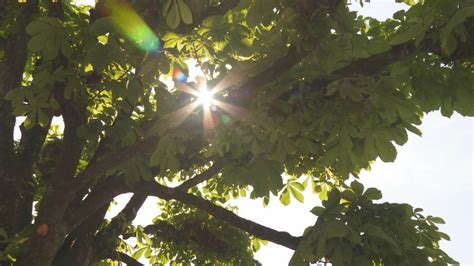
(207, 71), (245, 96)
(211, 99), (249, 119)
(202, 105), (216, 132)
(171, 69), (251, 133)
(175, 82), (199, 97)
(156, 101), (200, 134)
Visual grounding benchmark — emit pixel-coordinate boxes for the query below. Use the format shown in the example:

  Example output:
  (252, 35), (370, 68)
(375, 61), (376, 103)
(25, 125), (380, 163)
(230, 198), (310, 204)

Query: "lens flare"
(221, 114), (230, 124)
(105, 0), (160, 52)
(173, 68), (188, 83)
(197, 88), (213, 107)
(160, 70), (248, 135)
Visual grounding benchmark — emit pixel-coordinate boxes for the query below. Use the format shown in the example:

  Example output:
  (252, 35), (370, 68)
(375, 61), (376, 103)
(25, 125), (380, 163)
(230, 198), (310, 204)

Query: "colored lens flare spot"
(221, 114), (230, 124)
(105, 0), (161, 52)
(173, 69), (188, 83)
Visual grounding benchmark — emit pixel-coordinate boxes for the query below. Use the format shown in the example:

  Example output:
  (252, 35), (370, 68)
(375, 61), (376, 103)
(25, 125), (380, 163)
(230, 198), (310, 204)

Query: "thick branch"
(65, 175), (128, 230)
(73, 136), (158, 189)
(109, 194), (147, 228)
(18, 121), (51, 165)
(48, 92), (86, 186)
(134, 182), (302, 250)
(307, 21), (474, 93)
(69, 175), (301, 250)
(73, 117), (205, 193)
(53, 205), (109, 266)
(215, 46), (305, 107)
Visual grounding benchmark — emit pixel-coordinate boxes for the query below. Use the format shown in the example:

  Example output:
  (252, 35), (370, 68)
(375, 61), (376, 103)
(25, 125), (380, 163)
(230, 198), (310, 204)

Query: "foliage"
(290, 181), (456, 265)
(143, 201), (257, 265)
(0, 0), (473, 265)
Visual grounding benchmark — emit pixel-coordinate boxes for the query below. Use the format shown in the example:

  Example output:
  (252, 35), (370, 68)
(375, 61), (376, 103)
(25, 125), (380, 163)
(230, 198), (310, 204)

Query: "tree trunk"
(0, 166), (33, 235)
(15, 188), (74, 266)
(0, 0), (38, 245)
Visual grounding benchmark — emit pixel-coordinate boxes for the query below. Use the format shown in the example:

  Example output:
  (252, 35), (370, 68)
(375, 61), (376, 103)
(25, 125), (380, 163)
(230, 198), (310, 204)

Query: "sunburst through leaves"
(166, 68), (247, 133)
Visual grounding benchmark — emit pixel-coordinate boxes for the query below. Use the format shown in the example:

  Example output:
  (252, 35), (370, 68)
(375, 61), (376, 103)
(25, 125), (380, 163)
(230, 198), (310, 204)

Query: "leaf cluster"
(290, 181), (457, 265)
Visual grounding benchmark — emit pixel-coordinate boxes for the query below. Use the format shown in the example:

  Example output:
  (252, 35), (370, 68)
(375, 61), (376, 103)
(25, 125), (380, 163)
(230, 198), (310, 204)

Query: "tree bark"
(0, 0), (38, 237)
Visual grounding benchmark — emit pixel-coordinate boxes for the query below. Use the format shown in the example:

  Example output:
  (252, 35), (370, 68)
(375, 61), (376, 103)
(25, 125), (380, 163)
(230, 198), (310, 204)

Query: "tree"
(0, 0), (473, 264)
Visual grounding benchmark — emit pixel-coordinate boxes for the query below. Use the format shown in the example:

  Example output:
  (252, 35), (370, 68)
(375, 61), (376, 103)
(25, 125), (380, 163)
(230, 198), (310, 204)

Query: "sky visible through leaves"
(21, 0), (472, 264)
(103, 1), (474, 265)
(234, 3), (473, 265)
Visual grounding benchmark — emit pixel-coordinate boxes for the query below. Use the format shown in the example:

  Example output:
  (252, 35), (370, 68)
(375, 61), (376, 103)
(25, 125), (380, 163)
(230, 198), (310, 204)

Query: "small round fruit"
(36, 224), (49, 238)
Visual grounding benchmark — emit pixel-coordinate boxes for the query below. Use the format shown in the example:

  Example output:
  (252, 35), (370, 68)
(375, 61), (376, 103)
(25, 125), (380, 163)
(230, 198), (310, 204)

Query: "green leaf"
(441, 99), (454, 117)
(363, 187), (382, 200)
(318, 184), (329, 201)
(315, 237), (327, 261)
(26, 20), (49, 35)
(438, 231), (451, 241)
(12, 105), (29, 116)
(440, 7), (474, 55)
(289, 226), (319, 265)
(341, 190), (357, 202)
(289, 185), (304, 203)
(162, 32), (182, 49)
(310, 206), (325, 216)
(291, 182), (305, 191)
(166, 156), (180, 171)
(389, 23), (424, 45)
(166, 0), (181, 29)
(377, 138), (397, 162)
(323, 189), (341, 209)
(430, 216), (446, 224)
(23, 113), (36, 130)
(61, 40), (73, 58)
(247, 159), (283, 197)
(132, 247), (148, 260)
(350, 180), (364, 196)
(279, 188), (290, 206)
(162, 0), (173, 17)
(405, 123), (422, 136)
(364, 224), (401, 254)
(36, 109), (49, 128)
(124, 164), (140, 186)
(137, 162), (153, 181)
(326, 221), (348, 238)
(177, 0), (193, 25)
(28, 34), (47, 52)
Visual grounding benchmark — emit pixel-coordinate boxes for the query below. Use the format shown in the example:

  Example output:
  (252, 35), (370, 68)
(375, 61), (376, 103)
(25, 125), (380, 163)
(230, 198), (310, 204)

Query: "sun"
(166, 70), (247, 132)
(196, 86), (214, 107)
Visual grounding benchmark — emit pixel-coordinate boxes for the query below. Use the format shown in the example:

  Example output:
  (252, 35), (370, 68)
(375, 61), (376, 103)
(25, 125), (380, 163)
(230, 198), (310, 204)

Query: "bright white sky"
(15, 0), (472, 264)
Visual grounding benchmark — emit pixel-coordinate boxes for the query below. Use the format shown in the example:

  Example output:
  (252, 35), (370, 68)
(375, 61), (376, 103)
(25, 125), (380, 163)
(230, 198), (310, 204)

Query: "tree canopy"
(0, 0), (473, 265)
